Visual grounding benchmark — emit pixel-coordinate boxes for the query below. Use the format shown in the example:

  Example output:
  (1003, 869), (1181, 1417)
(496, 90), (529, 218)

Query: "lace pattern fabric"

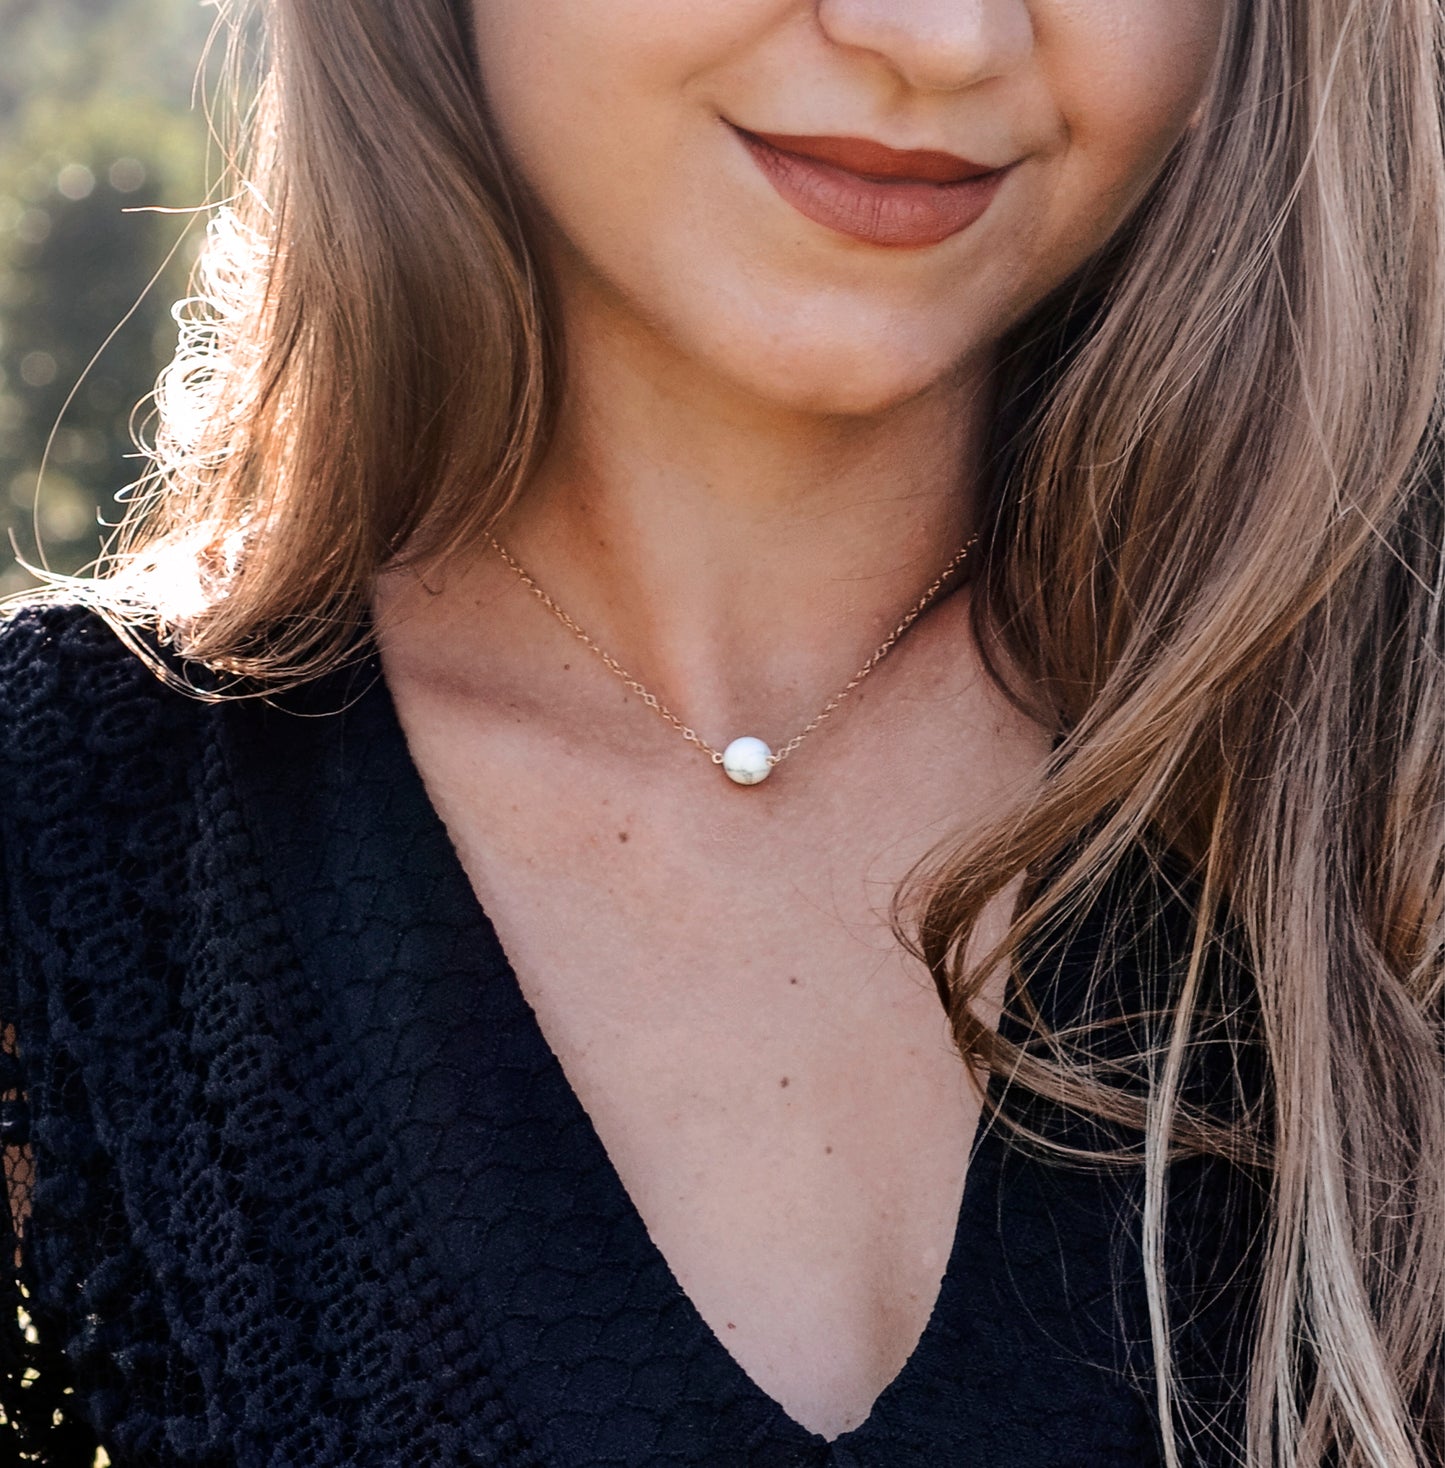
(0, 603), (1265, 1466)
(0, 605), (542, 1466)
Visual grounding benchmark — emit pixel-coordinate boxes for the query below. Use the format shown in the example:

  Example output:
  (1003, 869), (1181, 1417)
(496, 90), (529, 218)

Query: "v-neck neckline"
(351, 649), (1021, 1454)
(221, 644), (1173, 1468)
(472, 887), (1005, 1455)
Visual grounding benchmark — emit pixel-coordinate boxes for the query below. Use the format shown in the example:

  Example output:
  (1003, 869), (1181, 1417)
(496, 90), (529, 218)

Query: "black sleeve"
(0, 664), (106, 1465)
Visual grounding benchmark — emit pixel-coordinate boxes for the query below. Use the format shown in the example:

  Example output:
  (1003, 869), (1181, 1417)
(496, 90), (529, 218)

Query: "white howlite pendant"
(721, 736), (774, 786)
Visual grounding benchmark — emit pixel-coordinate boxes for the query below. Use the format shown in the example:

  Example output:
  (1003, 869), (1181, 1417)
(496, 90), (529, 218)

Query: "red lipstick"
(733, 126), (1010, 249)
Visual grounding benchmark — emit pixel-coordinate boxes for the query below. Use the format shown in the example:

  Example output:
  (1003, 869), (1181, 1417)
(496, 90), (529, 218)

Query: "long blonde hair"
(50, 0), (1445, 1462)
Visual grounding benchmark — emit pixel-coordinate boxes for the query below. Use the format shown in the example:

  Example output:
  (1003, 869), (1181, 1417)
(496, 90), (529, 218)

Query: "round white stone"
(721, 736), (774, 786)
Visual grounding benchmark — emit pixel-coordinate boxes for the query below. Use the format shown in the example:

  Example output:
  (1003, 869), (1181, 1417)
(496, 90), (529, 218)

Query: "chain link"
(490, 533), (978, 772)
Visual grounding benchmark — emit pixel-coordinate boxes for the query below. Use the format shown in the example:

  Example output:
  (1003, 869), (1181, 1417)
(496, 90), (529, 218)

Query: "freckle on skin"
(824, 1145), (833, 1155)
(788, 977), (799, 986)
(726, 1322), (736, 1330)
(779, 1077), (789, 1088)
(618, 831), (629, 843)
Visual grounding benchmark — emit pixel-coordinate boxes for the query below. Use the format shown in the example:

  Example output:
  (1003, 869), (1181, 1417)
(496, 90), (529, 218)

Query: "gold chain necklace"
(489, 534), (978, 786)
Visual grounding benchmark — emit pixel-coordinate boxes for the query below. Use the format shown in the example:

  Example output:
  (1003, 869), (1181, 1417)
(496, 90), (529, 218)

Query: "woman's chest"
(388, 703), (1026, 1438)
(497, 886), (981, 1438)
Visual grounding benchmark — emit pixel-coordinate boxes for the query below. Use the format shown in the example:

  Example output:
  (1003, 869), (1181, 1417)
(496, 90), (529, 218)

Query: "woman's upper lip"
(734, 127), (999, 184)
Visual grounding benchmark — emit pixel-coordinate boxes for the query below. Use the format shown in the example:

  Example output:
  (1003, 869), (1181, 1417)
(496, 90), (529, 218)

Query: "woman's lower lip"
(736, 129), (1010, 249)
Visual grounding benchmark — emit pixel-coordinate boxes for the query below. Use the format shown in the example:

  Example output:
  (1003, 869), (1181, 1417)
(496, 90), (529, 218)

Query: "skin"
(374, 0), (1225, 1440)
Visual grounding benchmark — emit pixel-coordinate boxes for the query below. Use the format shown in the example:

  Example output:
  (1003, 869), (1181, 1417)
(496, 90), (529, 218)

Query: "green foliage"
(0, 0), (218, 594)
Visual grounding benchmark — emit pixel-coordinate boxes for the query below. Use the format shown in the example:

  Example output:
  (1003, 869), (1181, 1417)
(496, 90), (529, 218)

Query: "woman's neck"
(467, 319), (993, 744)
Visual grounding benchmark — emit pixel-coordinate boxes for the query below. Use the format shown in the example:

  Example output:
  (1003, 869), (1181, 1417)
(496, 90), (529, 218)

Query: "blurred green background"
(0, 0), (218, 596)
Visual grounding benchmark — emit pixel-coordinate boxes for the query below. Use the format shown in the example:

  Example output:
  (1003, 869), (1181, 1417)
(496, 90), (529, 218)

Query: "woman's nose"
(815, 0), (1034, 93)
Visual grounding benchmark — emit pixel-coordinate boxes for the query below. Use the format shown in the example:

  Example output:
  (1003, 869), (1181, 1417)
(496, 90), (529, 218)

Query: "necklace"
(489, 533), (978, 786)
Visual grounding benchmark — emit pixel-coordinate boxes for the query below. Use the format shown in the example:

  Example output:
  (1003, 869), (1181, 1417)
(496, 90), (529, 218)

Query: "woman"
(1, 0), (1441, 1463)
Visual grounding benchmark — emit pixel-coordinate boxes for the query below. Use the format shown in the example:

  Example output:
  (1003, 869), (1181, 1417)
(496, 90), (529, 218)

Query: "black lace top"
(0, 605), (1264, 1466)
